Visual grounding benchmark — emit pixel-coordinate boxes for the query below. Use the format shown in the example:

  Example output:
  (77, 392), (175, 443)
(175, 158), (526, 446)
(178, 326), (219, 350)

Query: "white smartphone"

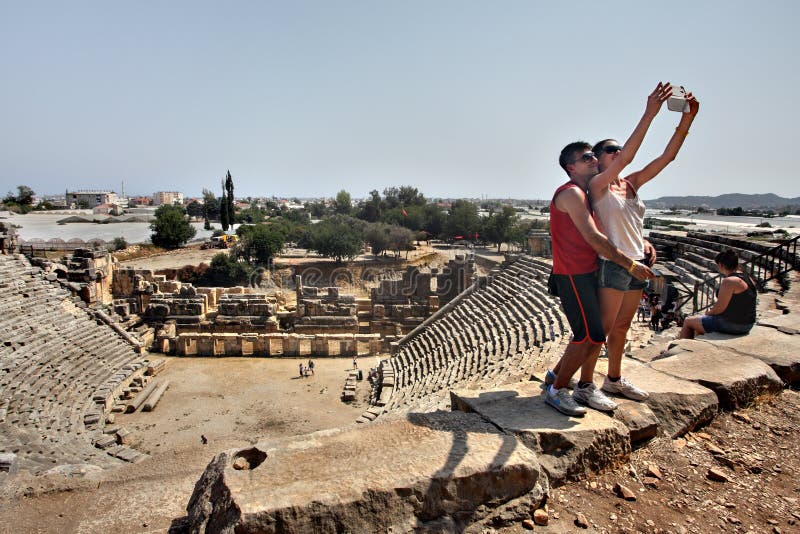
(667, 85), (690, 113)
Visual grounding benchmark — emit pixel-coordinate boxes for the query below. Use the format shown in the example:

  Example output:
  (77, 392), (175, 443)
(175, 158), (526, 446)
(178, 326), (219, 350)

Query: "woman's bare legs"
(680, 316), (705, 339)
(604, 289), (643, 377)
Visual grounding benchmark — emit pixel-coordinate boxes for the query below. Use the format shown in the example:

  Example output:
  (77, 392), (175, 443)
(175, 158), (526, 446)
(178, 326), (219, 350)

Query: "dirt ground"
(491, 388), (800, 534)
(116, 242), (466, 272)
(123, 356), (376, 453)
(0, 356), (376, 534)
(117, 245), (228, 271)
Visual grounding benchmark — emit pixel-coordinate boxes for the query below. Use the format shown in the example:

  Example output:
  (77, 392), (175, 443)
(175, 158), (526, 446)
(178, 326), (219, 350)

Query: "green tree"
(483, 206), (519, 252)
(365, 222), (391, 256)
(333, 189), (352, 215)
(422, 203), (446, 238)
(202, 188), (220, 220)
(200, 253), (252, 286)
(15, 185), (35, 205)
(397, 185), (425, 206)
(112, 237), (128, 251)
(388, 225), (415, 258)
(2, 185), (36, 213)
(236, 224), (285, 266)
(305, 200), (328, 218)
(236, 206), (266, 224)
(307, 215), (365, 262)
(185, 200), (204, 218)
(357, 189), (382, 222)
(150, 204), (197, 248)
(444, 200), (481, 239)
(279, 207), (311, 225)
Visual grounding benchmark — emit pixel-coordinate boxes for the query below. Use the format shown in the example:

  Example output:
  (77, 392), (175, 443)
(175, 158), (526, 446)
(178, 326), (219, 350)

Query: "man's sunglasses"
(601, 145), (623, 154)
(573, 152), (597, 164)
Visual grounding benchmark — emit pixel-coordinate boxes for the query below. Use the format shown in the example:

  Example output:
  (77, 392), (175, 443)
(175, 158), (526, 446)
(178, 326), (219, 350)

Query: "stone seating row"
(375, 255), (569, 415)
(645, 231), (797, 303)
(0, 253), (146, 473)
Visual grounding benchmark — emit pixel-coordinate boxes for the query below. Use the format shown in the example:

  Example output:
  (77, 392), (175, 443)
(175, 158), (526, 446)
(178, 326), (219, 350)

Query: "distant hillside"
(645, 193), (800, 210)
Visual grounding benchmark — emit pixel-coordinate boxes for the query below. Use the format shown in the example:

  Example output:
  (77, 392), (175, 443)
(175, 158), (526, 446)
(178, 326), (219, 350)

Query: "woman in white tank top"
(587, 87), (700, 402)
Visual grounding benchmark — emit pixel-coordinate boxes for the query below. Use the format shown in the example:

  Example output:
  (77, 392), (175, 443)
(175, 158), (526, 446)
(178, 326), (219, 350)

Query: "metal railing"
(690, 234), (799, 314)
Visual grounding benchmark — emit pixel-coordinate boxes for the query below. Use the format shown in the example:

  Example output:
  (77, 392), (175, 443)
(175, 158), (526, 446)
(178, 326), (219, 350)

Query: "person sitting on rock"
(680, 249), (757, 339)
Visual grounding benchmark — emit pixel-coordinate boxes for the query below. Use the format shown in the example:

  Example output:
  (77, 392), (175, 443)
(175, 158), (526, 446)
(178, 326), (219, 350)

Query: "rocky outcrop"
(648, 339), (783, 410)
(699, 326), (800, 385)
(186, 412), (545, 533)
(450, 383), (630, 484)
(593, 359), (719, 438)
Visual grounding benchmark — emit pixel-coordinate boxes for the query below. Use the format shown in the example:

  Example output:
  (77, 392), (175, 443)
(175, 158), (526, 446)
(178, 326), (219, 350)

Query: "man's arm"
(627, 93), (700, 190)
(556, 187), (654, 281)
(589, 82), (672, 198)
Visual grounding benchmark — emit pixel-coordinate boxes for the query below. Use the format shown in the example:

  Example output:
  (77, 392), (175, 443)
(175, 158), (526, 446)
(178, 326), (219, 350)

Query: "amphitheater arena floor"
(0, 355), (375, 533)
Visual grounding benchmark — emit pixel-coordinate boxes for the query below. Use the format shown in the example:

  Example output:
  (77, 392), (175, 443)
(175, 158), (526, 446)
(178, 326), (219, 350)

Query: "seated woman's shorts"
(597, 259), (648, 291)
(700, 315), (754, 335)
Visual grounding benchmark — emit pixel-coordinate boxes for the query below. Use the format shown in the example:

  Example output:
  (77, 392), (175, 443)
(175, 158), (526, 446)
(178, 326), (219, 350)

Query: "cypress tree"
(220, 179), (229, 231)
(225, 170), (235, 227)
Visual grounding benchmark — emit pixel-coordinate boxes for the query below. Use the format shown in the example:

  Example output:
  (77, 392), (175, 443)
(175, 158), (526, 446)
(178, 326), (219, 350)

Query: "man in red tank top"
(543, 83), (669, 416)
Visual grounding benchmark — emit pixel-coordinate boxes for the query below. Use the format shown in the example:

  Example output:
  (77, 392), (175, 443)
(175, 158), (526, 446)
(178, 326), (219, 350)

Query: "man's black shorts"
(552, 272), (605, 344)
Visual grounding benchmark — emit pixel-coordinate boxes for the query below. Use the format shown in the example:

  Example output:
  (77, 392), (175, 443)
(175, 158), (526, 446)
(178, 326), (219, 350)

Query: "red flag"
(401, 208), (408, 217)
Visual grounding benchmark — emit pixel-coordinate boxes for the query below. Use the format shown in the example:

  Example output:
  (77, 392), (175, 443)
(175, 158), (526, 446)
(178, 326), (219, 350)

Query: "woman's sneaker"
(601, 376), (650, 401)
(545, 386), (587, 417)
(572, 382), (618, 412)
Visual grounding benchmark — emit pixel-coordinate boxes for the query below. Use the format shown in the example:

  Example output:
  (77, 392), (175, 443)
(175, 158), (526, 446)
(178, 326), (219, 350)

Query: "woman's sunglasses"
(601, 145), (623, 154)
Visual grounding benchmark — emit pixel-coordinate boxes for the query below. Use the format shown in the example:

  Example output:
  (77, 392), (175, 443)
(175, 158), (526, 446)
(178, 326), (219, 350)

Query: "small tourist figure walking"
(308, 359), (315, 375)
(299, 363), (305, 378)
(352, 355), (358, 369)
(637, 293), (649, 322)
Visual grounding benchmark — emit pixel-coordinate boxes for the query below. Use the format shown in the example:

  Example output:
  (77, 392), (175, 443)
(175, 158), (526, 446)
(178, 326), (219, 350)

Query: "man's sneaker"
(543, 369), (578, 389)
(545, 386), (587, 417)
(573, 382), (618, 412)
(601, 376), (650, 401)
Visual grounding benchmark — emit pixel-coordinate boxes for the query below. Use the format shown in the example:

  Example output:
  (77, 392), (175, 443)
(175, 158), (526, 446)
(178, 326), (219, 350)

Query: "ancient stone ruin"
(2, 224), (799, 532)
(184, 232), (800, 532)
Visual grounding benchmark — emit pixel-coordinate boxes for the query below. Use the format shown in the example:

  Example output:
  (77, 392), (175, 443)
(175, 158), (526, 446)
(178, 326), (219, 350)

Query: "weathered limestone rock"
(186, 412), (544, 533)
(758, 312), (800, 334)
(450, 382), (630, 484)
(592, 359), (718, 438)
(699, 326), (800, 385)
(612, 400), (659, 443)
(648, 339), (783, 410)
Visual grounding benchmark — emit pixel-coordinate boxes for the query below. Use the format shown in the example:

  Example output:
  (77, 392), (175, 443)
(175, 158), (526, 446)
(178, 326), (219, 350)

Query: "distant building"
(153, 191), (184, 206)
(93, 203), (123, 216)
(67, 190), (118, 209)
(130, 196), (153, 207)
(42, 195), (68, 208)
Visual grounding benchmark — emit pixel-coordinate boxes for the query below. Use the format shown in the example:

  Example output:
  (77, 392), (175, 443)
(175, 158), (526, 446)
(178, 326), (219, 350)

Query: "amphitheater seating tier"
(363, 255), (568, 418)
(0, 254), (146, 473)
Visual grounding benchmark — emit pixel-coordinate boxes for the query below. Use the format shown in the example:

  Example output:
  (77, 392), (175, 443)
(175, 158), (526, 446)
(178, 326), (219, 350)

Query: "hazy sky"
(2, 1), (798, 200)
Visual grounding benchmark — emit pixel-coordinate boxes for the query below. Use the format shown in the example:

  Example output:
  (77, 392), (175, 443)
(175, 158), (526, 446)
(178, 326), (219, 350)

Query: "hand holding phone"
(667, 86), (690, 113)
